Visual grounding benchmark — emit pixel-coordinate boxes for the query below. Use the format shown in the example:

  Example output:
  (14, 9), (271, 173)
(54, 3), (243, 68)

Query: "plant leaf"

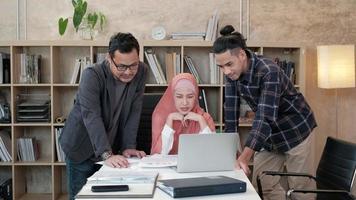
(82, 1), (87, 16)
(72, 0), (77, 7)
(73, 7), (83, 32)
(58, 17), (68, 36)
(87, 12), (98, 29)
(99, 12), (106, 31)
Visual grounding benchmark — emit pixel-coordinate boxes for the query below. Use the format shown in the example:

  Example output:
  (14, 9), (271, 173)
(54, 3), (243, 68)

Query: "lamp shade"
(317, 45), (355, 88)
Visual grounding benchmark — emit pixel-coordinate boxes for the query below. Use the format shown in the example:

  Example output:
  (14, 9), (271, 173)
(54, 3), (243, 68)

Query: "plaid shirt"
(224, 50), (317, 152)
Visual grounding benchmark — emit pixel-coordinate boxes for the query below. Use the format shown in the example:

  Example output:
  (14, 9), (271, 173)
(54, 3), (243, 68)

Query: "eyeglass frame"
(110, 55), (139, 72)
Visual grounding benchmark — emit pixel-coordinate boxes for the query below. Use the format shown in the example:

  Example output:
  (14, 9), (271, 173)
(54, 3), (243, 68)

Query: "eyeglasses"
(111, 56), (139, 72)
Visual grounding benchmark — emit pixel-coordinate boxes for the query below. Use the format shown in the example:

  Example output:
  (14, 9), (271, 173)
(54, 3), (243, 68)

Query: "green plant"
(58, 0), (106, 36)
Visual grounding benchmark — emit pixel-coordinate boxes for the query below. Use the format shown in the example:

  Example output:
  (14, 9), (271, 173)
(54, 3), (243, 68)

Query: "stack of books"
(164, 52), (181, 82)
(0, 130), (11, 162)
(144, 49), (167, 84)
(70, 57), (91, 84)
(171, 32), (205, 41)
(205, 9), (219, 41)
(17, 137), (39, 161)
(19, 53), (41, 84)
(183, 55), (202, 83)
(55, 127), (66, 162)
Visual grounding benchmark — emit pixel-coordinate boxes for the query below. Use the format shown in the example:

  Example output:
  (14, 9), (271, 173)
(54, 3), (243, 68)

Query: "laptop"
(177, 133), (239, 173)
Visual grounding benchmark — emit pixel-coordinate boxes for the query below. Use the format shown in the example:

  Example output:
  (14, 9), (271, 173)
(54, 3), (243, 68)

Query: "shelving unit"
(141, 40), (305, 132)
(0, 40), (305, 199)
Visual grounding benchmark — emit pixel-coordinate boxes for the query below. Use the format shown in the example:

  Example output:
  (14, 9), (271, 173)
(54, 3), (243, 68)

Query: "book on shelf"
(19, 53), (41, 84)
(158, 175), (246, 198)
(0, 130), (11, 162)
(76, 168), (159, 198)
(205, 9), (219, 41)
(17, 137), (39, 162)
(183, 55), (202, 83)
(55, 127), (66, 162)
(209, 53), (219, 84)
(171, 32), (205, 40)
(198, 89), (208, 113)
(144, 49), (167, 84)
(70, 57), (91, 84)
(0, 52), (10, 84)
(0, 175), (12, 200)
(165, 52), (177, 83)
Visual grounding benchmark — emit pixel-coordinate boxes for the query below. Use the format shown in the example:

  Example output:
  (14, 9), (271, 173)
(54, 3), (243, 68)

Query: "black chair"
(257, 137), (356, 200)
(136, 93), (162, 154)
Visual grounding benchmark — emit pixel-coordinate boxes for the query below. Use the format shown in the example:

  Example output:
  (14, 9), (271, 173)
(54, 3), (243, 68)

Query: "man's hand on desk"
(104, 155), (130, 168)
(235, 147), (254, 175)
(122, 149), (146, 159)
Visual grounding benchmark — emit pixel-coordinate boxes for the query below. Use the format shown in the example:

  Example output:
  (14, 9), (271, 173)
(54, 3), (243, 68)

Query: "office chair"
(256, 137), (356, 200)
(136, 93), (162, 154)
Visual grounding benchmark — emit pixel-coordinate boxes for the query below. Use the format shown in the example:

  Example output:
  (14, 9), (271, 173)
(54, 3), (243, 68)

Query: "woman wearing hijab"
(151, 73), (216, 155)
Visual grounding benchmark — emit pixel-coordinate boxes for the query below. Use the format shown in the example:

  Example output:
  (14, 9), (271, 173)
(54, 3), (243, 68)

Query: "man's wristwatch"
(101, 151), (113, 160)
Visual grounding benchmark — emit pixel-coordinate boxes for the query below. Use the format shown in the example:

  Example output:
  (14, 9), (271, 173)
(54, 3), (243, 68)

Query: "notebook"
(177, 133), (239, 172)
(158, 175), (246, 198)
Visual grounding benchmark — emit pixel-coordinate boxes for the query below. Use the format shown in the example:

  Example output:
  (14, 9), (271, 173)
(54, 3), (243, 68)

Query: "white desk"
(78, 164), (261, 200)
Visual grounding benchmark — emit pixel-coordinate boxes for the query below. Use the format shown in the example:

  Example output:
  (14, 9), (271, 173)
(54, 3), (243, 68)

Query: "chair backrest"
(136, 93), (162, 154)
(316, 137), (356, 192)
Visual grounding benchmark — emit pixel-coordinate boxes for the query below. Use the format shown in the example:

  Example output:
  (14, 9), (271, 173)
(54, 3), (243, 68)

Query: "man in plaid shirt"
(213, 25), (317, 200)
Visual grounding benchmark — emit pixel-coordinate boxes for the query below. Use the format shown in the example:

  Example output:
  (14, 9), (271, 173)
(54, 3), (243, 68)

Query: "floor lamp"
(317, 45), (355, 136)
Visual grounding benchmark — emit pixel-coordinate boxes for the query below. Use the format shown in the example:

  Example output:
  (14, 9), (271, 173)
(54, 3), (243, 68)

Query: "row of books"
(169, 9), (219, 41)
(0, 131), (11, 162)
(209, 53), (219, 84)
(55, 127), (66, 162)
(205, 9), (219, 41)
(165, 52), (181, 82)
(145, 50), (219, 84)
(19, 53), (41, 84)
(183, 55), (202, 83)
(0, 52), (10, 84)
(70, 57), (91, 84)
(144, 49), (167, 84)
(17, 137), (39, 161)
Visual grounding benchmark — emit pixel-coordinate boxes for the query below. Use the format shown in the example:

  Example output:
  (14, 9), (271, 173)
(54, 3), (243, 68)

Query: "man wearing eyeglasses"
(60, 32), (147, 200)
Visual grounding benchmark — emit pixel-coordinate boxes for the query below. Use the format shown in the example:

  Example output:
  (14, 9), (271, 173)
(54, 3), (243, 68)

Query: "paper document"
(87, 170), (158, 184)
(76, 170), (159, 198)
(139, 154), (177, 168)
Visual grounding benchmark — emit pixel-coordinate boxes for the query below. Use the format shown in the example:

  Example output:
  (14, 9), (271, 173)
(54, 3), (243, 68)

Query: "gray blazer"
(59, 60), (147, 163)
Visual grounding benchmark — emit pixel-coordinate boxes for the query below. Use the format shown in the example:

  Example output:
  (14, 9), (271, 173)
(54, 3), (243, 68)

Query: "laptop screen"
(177, 133), (239, 173)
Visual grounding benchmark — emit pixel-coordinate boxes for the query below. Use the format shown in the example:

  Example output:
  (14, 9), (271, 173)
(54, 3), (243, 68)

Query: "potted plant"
(58, 0), (106, 40)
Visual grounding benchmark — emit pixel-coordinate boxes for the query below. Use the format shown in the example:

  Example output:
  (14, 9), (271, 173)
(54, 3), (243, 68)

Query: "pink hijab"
(151, 73), (215, 155)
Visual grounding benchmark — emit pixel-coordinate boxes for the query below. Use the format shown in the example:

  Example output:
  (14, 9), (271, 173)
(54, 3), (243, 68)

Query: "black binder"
(0, 178), (12, 200)
(158, 176), (246, 198)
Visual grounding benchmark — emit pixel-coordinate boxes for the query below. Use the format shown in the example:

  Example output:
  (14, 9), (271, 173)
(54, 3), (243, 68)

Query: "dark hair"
(108, 32), (140, 56)
(212, 25), (247, 54)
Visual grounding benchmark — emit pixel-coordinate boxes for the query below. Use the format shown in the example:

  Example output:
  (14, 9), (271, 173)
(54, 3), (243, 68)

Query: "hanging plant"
(58, 0), (106, 39)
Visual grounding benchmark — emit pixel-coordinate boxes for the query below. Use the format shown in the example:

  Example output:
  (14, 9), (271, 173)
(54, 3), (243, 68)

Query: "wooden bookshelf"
(0, 40), (305, 199)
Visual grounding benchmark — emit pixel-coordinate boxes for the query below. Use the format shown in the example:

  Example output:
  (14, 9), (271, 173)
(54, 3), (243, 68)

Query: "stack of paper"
(76, 169), (159, 198)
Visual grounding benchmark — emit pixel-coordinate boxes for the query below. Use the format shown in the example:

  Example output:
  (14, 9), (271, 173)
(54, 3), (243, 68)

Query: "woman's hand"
(184, 112), (207, 130)
(166, 112), (185, 127)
